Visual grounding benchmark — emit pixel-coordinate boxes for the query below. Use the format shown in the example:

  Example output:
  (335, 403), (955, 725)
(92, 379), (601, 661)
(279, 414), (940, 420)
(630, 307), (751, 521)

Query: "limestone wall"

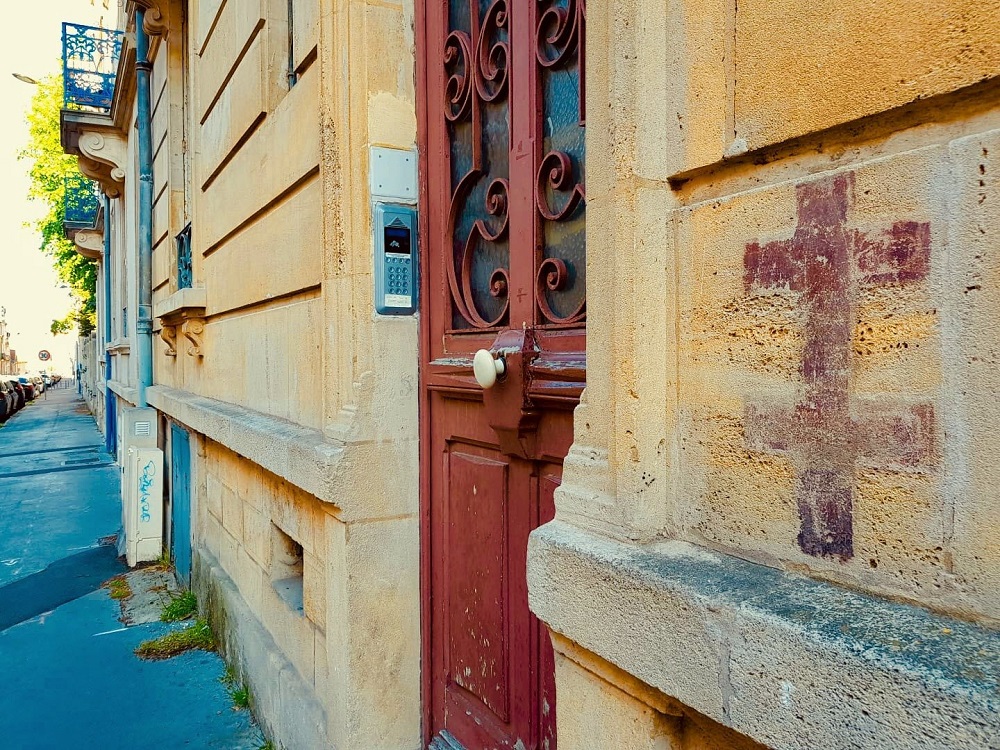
(156, 0), (424, 747)
(530, 1), (1000, 748)
(153, 0), (324, 423)
(199, 439), (330, 731)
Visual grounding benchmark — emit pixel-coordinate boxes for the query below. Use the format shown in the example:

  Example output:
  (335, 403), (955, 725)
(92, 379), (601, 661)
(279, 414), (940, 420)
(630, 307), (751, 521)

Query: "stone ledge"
(148, 386), (417, 521)
(527, 521), (1000, 750)
(107, 379), (138, 406)
(148, 385), (346, 511)
(153, 286), (207, 320)
(106, 339), (131, 355)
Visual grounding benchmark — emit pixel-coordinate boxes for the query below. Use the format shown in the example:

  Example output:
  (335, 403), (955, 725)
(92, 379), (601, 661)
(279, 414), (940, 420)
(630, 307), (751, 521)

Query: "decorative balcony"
(64, 172), (104, 260)
(62, 22), (122, 112)
(64, 172), (100, 228)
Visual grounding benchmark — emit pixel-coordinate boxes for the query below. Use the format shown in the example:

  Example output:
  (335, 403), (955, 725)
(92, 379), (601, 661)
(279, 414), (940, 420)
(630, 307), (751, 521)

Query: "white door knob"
(473, 349), (506, 389)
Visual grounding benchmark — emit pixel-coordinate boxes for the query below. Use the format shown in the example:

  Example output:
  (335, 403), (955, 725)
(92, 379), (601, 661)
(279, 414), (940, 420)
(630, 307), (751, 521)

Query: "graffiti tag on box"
(139, 460), (156, 523)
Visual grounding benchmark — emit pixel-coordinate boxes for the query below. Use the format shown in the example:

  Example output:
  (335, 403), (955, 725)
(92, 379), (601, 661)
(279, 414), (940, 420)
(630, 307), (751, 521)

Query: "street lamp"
(11, 73), (39, 85)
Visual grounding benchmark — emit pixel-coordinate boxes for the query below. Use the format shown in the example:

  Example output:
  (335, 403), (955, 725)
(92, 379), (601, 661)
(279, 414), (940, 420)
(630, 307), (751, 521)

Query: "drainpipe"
(103, 195), (116, 454)
(134, 8), (154, 408)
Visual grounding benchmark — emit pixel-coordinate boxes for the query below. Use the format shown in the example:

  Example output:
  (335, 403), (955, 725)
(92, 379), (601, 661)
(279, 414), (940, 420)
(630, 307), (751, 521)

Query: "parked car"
(0, 380), (14, 422)
(31, 376), (43, 395)
(17, 377), (36, 401)
(7, 380), (25, 410)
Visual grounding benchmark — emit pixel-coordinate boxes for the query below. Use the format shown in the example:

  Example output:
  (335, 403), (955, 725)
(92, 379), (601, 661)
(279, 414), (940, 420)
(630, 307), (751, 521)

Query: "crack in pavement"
(0, 461), (116, 480)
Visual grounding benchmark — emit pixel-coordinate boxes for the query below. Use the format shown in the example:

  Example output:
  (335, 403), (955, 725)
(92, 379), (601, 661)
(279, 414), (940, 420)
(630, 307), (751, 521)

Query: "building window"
(176, 223), (193, 290)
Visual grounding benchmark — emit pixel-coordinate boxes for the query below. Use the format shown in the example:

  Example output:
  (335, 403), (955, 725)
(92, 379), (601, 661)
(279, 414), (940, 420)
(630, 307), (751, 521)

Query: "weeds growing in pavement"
(160, 590), (198, 622)
(135, 618), (215, 660)
(221, 665), (252, 710)
(104, 575), (133, 601)
(230, 682), (251, 710)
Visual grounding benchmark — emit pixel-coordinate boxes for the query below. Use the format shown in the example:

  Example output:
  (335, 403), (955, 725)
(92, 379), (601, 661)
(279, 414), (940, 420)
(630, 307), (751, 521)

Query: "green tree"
(19, 74), (97, 337)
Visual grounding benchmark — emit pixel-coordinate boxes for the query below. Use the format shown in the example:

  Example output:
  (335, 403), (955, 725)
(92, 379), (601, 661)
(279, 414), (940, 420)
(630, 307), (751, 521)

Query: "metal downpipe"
(135, 8), (154, 408)
(103, 195), (116, 454)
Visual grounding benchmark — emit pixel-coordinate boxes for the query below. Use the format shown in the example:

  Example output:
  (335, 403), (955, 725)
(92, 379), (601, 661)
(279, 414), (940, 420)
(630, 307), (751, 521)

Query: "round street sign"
(38, 350), (51, 361)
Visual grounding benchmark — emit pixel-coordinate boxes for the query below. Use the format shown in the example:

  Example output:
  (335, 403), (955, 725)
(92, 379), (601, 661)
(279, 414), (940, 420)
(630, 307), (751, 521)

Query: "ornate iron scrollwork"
(535, 150), (584, 222)
(176, 224), (193, 290)
(445, 0), (512, 330)
(63, 174), (101, 227)
(476, 1), (510, 102)
(444, 31), (473, 123)
(534, 0), (586, 326)
(536, 0), (585, 72)
(62, 23), (123, 112)
(442, 0), (584, 329)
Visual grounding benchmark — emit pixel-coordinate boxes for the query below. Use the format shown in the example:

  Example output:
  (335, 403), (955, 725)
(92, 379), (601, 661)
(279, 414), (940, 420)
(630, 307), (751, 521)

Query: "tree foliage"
(19, 74), (97, 337)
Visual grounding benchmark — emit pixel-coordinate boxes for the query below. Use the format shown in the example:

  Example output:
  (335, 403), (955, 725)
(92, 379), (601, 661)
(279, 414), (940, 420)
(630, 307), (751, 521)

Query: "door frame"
(415, 0), (433, 742)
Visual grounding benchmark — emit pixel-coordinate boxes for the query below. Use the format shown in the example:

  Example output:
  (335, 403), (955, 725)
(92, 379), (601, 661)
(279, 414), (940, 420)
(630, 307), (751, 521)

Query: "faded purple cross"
(743, 173), (936, 561)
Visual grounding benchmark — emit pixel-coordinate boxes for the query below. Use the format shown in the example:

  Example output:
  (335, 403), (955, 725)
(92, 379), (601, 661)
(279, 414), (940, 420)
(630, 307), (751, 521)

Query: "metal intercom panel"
(374, 203), (418, 316)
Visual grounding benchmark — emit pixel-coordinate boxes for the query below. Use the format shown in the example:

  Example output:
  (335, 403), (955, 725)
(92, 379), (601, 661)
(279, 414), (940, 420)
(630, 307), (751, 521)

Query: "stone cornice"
(108, 42), (137, 132)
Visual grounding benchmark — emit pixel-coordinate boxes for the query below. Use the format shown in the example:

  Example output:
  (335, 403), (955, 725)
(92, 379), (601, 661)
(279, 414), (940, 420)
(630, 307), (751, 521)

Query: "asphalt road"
(0, 386), (263, 749)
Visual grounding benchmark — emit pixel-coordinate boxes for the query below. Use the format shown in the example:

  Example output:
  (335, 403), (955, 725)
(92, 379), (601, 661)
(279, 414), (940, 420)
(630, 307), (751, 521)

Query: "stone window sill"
(154, 287), (206, 358)
(527, 520), (1000, 750)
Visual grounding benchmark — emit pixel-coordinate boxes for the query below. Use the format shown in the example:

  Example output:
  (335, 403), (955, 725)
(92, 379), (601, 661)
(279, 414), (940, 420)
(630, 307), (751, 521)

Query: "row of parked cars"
(0, 375), (58, 423)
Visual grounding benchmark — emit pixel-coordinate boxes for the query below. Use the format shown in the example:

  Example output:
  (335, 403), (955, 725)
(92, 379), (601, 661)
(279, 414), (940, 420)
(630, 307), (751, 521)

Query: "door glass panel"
(536, 0), (585, 325)
(446, 0), (511, 330)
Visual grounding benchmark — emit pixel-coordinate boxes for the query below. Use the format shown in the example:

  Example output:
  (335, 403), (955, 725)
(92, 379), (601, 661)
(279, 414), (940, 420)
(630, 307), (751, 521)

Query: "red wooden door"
(418, 1), (586, 748)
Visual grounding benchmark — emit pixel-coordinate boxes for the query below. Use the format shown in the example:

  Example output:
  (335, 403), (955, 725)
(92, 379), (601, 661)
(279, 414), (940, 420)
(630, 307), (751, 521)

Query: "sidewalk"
(0, 386), (263, 749)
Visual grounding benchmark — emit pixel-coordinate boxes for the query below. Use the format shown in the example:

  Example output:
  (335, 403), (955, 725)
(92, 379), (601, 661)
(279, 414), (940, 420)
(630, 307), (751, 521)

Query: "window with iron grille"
(176, 224), (193, 290)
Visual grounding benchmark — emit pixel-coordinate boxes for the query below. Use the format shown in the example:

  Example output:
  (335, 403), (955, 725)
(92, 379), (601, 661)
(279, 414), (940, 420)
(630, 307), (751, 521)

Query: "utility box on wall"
(123, 446), (164, 566)
(120, 407), (162, 566)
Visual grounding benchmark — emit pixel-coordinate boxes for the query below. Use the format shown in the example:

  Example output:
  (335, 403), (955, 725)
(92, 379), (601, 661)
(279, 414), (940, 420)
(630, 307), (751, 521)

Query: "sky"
(0, 1), (110, 375)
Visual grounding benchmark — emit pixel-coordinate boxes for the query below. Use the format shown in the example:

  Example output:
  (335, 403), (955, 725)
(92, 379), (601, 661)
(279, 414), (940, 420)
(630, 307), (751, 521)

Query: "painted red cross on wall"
(743, 173), (936, 561)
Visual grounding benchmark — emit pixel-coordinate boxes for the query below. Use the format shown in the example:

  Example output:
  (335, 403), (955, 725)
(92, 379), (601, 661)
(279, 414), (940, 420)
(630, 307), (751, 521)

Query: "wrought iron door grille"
(176, 224), (193, 289)
(62, 22), (122, 111)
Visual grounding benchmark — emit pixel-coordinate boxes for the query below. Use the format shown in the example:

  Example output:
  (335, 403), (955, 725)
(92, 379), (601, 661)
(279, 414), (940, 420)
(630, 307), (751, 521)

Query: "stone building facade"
(61, 1), (999, 749)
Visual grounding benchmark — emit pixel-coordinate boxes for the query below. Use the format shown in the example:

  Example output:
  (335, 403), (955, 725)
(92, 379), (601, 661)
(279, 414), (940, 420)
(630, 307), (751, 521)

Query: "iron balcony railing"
(64, 173), (101, 227)
(62, 22), (122, 111)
